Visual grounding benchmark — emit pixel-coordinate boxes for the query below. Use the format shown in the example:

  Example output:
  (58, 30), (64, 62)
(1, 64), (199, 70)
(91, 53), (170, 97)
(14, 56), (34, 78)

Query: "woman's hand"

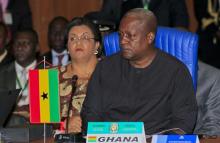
(64, 115), (82, 133)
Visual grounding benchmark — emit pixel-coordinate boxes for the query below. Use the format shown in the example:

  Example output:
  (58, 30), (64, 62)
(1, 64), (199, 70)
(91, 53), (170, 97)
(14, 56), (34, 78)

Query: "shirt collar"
(52, 49), (68, 57)
(15, 60), (37, 72)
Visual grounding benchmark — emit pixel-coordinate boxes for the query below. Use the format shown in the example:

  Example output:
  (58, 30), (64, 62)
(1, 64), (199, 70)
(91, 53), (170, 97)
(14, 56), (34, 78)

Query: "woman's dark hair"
(64, 17), (101, 44)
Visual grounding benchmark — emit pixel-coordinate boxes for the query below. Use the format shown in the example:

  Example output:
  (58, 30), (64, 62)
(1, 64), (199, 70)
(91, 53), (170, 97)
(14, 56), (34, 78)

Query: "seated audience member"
(194, 60), (220, 135)
(0, 28), (39, 126)
(0, 29), (53, 139)
(0, 22), (14, 67)
(85, 0), (188, 29)
(4, 0), (33, 37)
(194, 0), (220, 69)
(81, 8), (197, 135)
(59, 17), (101, 133)
(40, 16), (69, 67)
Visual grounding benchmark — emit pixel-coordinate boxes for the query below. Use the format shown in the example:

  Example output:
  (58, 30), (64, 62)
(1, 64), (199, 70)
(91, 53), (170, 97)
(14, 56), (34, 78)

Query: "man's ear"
(147, 32), (155, 44)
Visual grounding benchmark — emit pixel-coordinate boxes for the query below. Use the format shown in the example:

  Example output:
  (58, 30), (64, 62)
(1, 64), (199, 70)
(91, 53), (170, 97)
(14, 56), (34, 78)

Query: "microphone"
(55, 75), (85, 143)
(66, 75), (78, 134)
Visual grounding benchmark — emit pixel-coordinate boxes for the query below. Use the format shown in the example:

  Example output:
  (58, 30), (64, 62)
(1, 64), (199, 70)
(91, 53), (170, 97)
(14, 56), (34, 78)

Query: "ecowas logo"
(88, 136), (139, 142)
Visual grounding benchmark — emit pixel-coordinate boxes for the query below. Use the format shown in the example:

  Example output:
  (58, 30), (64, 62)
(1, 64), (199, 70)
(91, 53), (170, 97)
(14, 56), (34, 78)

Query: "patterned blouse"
(59, 65), (89, 118)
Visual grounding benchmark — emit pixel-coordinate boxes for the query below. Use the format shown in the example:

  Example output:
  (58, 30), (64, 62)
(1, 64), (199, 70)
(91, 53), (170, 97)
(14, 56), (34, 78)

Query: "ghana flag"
(29, 69), (60, 123)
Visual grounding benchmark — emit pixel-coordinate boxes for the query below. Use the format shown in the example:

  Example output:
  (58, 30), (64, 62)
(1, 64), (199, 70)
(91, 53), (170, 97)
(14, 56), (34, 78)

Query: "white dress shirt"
(15, 60), (37, 106)
(52, 49), (69, 66)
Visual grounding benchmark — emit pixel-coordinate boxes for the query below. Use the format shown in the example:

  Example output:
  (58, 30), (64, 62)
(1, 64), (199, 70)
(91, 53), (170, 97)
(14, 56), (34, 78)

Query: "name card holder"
(86, 122), (146, 143)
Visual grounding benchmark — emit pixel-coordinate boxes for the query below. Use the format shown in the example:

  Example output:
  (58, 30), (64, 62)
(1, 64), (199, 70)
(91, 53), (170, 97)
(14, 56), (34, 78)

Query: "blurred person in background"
(0, 0), (33, 54)
(194, 60), (220, 135)
(40, 16), (69, 67)
(0, 29), (39, 126)
(85, 0), (189, 29)
(0, 28), (53, 139)
(1, 0), (33, 36)
(194, 0), (220, 69)
(0, 22), (13, 67)
(186, 0), (220, 135)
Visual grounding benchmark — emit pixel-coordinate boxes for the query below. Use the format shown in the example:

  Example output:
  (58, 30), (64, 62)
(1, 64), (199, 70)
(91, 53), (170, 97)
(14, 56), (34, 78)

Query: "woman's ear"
(93, 42), (100, 55)
(95, 41), (100, 51)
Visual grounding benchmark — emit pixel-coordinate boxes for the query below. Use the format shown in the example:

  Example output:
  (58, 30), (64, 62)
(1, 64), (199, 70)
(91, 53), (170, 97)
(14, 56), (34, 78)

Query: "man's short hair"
(48, 16), (68, 33)
(123, 8), (158, 33)
(14, 28), (39, 45)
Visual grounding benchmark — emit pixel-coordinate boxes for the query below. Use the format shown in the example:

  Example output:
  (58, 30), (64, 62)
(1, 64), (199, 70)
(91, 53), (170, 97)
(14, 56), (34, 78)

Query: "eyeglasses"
(118, 31), (137, 41)
(69, 33), (95, 44)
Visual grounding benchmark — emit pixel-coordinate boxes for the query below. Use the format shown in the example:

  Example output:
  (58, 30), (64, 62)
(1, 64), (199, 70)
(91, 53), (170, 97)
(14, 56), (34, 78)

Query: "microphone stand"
(55, 75), (87, 143)
(66, 75), (78, 134)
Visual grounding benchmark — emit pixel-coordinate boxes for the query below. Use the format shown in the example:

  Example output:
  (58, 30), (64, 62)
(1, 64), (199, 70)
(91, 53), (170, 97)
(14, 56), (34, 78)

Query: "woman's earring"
(94, 49), (98, 55)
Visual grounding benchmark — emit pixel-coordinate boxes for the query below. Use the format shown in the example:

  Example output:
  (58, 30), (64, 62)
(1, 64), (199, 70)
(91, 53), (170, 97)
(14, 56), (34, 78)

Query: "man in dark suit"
(40, 16), (70, 67)
(5, 0), (33, 36)
(194, 60), (220, 135)
(0, 22), (14, 67)
(0, 28), (39, 125)
(194, 0), (220, 69)
(0, 28), (53, 139)
(85, 0), (188, 29)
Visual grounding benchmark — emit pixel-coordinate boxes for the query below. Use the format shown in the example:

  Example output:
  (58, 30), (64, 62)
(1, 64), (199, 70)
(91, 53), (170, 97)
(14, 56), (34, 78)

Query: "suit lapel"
(6, 62), (16, 90)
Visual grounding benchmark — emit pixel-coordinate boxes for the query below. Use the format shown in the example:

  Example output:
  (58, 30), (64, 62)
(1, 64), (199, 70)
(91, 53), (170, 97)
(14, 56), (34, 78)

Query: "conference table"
(31, 135), (220, 143)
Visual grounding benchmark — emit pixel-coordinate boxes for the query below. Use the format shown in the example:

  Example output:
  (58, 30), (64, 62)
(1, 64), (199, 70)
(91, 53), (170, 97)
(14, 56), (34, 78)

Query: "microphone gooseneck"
(66, 75), (78, 134)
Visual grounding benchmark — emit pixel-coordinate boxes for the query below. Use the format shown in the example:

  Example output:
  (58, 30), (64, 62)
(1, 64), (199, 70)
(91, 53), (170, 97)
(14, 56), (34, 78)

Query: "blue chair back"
(103, 26), (198, 90)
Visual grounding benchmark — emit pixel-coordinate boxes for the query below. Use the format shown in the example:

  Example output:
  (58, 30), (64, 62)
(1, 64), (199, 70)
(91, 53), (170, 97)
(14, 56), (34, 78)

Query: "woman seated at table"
(59, 17), (101, 133)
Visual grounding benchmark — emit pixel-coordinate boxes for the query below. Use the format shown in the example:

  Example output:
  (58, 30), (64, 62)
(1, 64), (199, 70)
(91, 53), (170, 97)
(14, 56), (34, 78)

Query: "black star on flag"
(41, 92), (48, 100)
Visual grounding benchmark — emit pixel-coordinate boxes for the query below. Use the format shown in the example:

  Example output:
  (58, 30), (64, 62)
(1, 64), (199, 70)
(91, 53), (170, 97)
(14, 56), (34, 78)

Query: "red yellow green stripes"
(49, 70), (60, 122)
(88, 136), (97, 142)
(29, 69), (60, 123)
(29, 70), (40, 122)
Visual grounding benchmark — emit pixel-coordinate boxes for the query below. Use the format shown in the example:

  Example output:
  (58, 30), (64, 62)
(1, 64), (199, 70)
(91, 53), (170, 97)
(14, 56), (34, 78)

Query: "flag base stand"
(54, 133), (86, 143)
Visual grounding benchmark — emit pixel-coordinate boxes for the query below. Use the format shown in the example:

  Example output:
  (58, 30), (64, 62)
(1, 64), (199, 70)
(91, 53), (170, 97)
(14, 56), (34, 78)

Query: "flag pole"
(44, 124), (46, 143)
(43, 56), (46, 69)
(43, 56), (46, 143)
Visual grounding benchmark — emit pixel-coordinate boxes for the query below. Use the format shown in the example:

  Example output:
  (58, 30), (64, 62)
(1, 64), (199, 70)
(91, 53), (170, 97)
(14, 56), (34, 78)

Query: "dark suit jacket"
(194, 61), (220, 135)
(6, 0), (33, 36)
(0, 52), (14, 68)
(0, 61), (53, 138)
(91, 0), (188, 28)
(148, 0), (188, 28)
(0, 62), (16, 91)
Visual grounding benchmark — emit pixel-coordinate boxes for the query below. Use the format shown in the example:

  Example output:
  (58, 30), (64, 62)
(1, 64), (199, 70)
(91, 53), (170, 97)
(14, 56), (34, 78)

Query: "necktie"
(57, 54), (64, 66)
(17, 68), (28, 106)
(21, 68), (27, 86)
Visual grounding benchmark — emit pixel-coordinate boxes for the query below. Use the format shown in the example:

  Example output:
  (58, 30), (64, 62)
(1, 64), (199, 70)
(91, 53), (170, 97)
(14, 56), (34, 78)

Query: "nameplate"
(152, 135), (200, 143)
(86, 122), (146, 143)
